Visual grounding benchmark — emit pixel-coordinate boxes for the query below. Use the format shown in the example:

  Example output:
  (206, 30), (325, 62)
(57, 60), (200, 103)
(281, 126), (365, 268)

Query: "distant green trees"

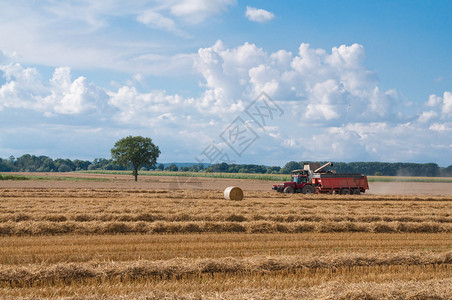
(1, 154), (451, 177)
(165, 164), (178, 172)
(280, 161), (302, 174)
(159, 161), (452, 177)
(326, 161), (443, 177)
(0, 155), (125, 172)
(280, 161), (451, 177)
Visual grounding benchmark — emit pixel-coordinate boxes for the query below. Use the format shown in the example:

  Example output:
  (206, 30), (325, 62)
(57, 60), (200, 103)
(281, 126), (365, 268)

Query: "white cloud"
(0, 64), (106, 115)
(137, 10), (188, 37)
(429, 123), (452, 132)
(421, 91), (452, 121)
(0, 1), (234, 74)
(282, 138), (296, 148)
(169, 0), (236, 24)
(304, 80), (342, 120)
(49, 71), (102, 115)
(194, 41), (395, 123)
(427, 94), (443, 107)
(301, 121), (451, 163)
(108, 86), (188, 125)
(418, 110), (438, 123)
(245, 6), (274, 23)
(442, 91), (452, 115)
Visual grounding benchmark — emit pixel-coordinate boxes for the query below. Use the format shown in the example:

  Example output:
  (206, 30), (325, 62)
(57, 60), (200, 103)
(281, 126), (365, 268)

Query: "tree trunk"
(133, 168), (138, 181)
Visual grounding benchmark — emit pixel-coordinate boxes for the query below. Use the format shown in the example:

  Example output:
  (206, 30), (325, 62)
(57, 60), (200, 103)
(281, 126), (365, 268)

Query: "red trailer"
(311, 173), (369, 194)
(272, 162), (369, 195)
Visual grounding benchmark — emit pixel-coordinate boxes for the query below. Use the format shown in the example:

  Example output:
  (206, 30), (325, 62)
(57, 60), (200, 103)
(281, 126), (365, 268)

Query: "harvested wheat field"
(0, 176), (452, 299)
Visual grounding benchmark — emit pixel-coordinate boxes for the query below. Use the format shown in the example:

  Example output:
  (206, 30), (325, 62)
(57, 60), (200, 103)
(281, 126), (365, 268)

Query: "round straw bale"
(224, 186), (244, 201)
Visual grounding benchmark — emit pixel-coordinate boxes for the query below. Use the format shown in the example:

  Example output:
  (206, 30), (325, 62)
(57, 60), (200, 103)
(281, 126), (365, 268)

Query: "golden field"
(0, 175), (451, 299)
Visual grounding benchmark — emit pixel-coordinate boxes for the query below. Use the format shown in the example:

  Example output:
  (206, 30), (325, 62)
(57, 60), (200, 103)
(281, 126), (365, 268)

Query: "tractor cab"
(272, 169), (316, 194)
(291, 169), (309, 184)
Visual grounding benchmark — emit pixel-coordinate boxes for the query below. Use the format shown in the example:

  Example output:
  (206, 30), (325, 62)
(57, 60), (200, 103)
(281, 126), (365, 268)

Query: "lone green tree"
(111, 136), (160, 181)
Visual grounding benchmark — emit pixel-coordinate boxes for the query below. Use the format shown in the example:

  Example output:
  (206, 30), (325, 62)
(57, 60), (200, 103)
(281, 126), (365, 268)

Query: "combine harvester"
(272, 162), (369, 195)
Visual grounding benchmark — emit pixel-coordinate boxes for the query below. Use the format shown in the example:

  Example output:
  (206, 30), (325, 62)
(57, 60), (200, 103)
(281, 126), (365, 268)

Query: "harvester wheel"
(340, 188), (350, 195)
(283, 186), (295, 194)
(352, 189), (361, 195)
(301, 185), (315, 194)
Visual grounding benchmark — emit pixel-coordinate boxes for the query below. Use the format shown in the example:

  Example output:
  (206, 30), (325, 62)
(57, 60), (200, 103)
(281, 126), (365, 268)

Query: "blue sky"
(0, 0), (451, 166)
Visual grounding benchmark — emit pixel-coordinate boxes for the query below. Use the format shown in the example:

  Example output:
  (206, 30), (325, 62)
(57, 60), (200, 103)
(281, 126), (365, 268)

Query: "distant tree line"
(0, 155), (125, 172)
(194, 161), (452, 177)
(279, 161), (452, 177)
(1, 154), (451, 177)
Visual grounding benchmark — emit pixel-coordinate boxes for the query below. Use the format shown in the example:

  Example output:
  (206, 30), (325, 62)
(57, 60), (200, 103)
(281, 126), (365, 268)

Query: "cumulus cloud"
(421, 91), (452, 120)
(108, 86), (188, 125)
(427, 94), (443, 107)
(194, 40), (395, 123)
(46, 68), (106, 115)
(191, 41), (450, 164)
(245, 6), (274, 23)
(0, 64), (106, 115)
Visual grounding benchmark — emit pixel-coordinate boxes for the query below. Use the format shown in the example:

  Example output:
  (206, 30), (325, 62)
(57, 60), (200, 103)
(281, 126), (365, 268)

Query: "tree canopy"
(111, 136), (160, 181)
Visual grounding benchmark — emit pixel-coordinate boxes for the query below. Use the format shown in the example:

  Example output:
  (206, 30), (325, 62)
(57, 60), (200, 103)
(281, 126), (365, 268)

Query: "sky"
(0, 0), (451, 167)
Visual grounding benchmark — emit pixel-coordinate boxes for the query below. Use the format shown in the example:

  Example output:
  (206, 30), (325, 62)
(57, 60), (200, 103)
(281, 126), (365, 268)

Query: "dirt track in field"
(1, 172), (451, 195)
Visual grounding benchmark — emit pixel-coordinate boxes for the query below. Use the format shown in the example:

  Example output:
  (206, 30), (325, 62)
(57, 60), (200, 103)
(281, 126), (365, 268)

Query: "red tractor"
(272, 162), (369, 194)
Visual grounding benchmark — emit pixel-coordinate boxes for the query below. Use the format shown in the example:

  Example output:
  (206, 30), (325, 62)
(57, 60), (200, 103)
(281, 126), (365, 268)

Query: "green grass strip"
(28, 175), (110, 181)
(0, 174), (29, 181)
(0, 174), (109, 182)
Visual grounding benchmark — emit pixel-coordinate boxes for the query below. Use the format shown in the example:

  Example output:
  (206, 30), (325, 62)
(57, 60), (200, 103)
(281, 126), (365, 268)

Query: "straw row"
(1, 251), (451, 287)
(0, 220), (451, 236)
